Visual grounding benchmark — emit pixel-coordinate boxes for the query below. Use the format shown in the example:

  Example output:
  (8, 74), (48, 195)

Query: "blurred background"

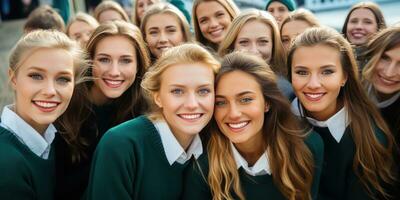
(1, 0), (399, 109)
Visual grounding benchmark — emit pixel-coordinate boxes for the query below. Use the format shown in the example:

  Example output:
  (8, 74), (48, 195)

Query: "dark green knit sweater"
(86, 115), (190, 200)
(182, 131), (324, 200)
(0, 126), (55, 200)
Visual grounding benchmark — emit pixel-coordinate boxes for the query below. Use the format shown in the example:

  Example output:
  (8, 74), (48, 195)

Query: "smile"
(226, 121), (249, 131)
(32, 100), (60, 112)
(209, 28), (224, 37)
(178, 113), (203, 120)
(304, 92), (325, 101)
(378, 74), (400, 86)
(103, 79), (124, 88)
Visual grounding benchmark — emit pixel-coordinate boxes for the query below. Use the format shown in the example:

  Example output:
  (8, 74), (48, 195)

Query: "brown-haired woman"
(93, 0), (130, 23)
(289, 27), (396, 199)
(183, 52), (324, 200)
(54, 21), (150, 200)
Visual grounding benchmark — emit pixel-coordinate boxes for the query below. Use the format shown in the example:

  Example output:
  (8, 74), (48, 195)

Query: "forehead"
(18, 48), (74, 74)
(268, 1), (287, 9)
(349, 8), (376, 19)
(282, 20), (311, 35)
(95, 35), (136, 55)
(196, 1), (227, 17)
(161, 62), (214, 85)
(292, 44), (342, 67)
(146, 13), (180, 28)
(237, 20), (272, 37)
(216, 71), (261, 95)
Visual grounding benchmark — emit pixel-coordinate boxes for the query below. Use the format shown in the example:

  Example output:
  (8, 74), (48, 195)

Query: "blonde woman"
(86, 43), (220, 199)
(140, 2), (192, 59)
(0, 30), (87, 199)
(218, 10), (293, 100)
(289, 27), (395, 199)
(55, 21), (150, 200)
(192, 0), (240, 51)
(183, 52), (323, 200)
(66, 12), (99, 47)
(93, 0), (130, 23)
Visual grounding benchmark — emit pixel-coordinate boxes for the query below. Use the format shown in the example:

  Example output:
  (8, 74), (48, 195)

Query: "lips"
(209, 27), (224, 37)
(350, 31), (366, 39)
(303, 92), (325, 101)
(178, 113), (203, 121)
(103, 79), (124, 88)
(157, 45), (171, 51)
(32, 100), (60, 112)
(377, 74), (400, 86)
(226, 121), (249, 132)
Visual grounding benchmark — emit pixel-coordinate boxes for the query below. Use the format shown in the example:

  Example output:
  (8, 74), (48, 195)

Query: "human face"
(91, 35), (137, 105)
(137, 0), (157, 22)
(10, 48), (74, 134)
(346, 8), (378, 45)
(234, 20), (273, 63)
(215, 71), (267, 151)
(154, 63), (215, 147)
(281, 20), (311, 51)
(267, 1), (290, 27)
(98, 9), (123, 23)
(371, 45), (400, 99)
(145, 13), (185, 58)
(291, 44), (347, 121)
(196, 1), (232, 44)
(68, 21), (95, 47)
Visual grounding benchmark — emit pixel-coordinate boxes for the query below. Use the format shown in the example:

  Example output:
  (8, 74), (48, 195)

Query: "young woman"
(288, 27), (396, 199)
(93, 0), (130, 23)
(265, 0), (297, 27)
(0, 30), (87, 199)
(132, 0), (160, 26)
(86, 43), (220, 199)
(192, 0), (240, 51)
(342, 2), (386, 69)
(140, 2), (192, 59)
(54, 21), (150, 200)
(218, 10), (294, 100)
(280, 8), (320, 51)
(66, 12), (99, 47)
(362, 26), (400, 141)
(183, 52), (323, 200)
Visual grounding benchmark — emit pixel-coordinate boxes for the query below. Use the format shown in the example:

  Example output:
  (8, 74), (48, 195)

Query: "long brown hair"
(287, 27), (395, 199)
(208, 52), (314, 200)
(57, 21), (150, 161)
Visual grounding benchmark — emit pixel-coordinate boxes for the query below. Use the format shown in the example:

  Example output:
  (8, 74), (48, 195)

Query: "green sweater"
(86, 115), (190, 200)
(0, 126), (55, 200)
(313, 126), (387, 200)
(182, 131), (324, 200)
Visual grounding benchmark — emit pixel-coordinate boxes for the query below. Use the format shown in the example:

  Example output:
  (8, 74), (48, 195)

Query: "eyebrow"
(96, 53), (134, 57)
(293, 64), (336, 69)
(29, 66), (73, 75)
(216, 91), (255, 98)
(169, 83), (213, 87)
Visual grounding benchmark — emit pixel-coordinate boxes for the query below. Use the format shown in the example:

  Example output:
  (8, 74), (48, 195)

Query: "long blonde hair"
(192, 0), (240, 50)
(208, 52), (314, 200)
(218, 9), (286, 76)
(287, 27), (396, 199)
(141, 43), (220, 120)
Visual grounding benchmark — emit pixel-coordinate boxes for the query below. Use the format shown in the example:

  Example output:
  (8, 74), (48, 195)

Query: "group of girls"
(0, 0), (399, 200)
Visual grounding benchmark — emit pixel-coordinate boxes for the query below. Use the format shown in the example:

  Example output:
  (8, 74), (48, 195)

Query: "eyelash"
(29, 73), (43, 80)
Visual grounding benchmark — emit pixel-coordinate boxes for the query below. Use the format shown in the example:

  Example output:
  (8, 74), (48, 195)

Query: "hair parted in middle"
(287, 26), (396, 199)
(207, 52), (314, 200)
(66, 12), (99, 36)
(141, 43), (220, 120)
(280, 8), (320, 33)
(93, 0), (130, 23)
(192, 0), (240, 50)
(218, 9), (287, 76)
(140, 2), (193, 44)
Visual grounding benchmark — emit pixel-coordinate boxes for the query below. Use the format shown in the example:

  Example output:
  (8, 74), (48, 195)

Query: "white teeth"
(305, 93), (324, 99)
(228, 121), (248, 129)
(104, 79), (123, 85)
(180, 114), (201, 119)
(35, 101), (57, 108)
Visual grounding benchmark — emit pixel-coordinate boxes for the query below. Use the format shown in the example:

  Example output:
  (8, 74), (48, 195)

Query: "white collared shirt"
(0, 105), (56, 159)
(230, 143), (271, 176)
(291, 98), (350, 143)
(367, 85), (400, 108)
(154, 120), (203, 165)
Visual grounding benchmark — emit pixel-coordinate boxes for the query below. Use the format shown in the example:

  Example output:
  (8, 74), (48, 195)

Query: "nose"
(306, 73), (322, 89)
(43, 80), (57, 96)
(227, 103), (241, 120)
(382, 61), (398, 77)
(109, 61), (121, 77)
(159, 31), (168, 43)
(248, 42), (260, 55)
(184, 93), (199, 110)
(209, 18), (219, 28)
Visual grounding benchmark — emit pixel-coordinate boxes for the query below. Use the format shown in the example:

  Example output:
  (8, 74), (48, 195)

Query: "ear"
(8, 68), (17, 90)
(264, 102), (270, 112)
(153, 92), (162, 108)
(341, 73), (348, 87)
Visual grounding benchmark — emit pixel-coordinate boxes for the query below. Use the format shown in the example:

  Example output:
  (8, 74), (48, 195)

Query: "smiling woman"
(0, 30), (87, 200)
(86, 43), (220, 200)
(54, 20), (150, 200)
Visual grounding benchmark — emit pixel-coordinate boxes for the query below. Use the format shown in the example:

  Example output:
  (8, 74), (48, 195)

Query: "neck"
(90, 85), (111, 106)
(375, 90), (397, 102)
(235, 135), (265, 166)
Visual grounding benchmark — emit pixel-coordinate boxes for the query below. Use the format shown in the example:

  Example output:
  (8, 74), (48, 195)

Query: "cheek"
(291, 76), (305, 91)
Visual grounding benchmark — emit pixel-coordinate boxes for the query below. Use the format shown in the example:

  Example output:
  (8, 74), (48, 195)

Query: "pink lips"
(103, 79), (123, 88)
(32, 100), (60, 113)
(303, 92), (325, 102)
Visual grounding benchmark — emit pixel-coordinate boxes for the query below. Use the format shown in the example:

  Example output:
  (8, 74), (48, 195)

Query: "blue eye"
(198, 88), (211, 96)
(57, 77), (71, 85)
(98, 57), (110, 63)
(240, 97), (253, 104)
(171, 88), (183, 95)
(29, 73), (43, 80)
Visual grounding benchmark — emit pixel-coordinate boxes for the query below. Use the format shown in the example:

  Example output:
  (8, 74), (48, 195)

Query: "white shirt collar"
(291, 98), (350, 143)
(367, 85), (400, 108)
(230, 142), (271, 176)
(154, 120), (203, 165)
(0, 105), (56, 159)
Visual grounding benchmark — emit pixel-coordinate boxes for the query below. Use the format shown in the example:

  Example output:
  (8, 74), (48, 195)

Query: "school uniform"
(0, 105), (56, 200)
(182, 130), (324, 200)
(292, 98), (387, 200)
(54, 103), (118, 200)
(86, 115), (203, 200)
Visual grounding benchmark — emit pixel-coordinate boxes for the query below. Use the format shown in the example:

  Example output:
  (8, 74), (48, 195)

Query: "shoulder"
(0, 131), (30, 179)
(101, 115), (155, 142)
(305, 130), (324, 158)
